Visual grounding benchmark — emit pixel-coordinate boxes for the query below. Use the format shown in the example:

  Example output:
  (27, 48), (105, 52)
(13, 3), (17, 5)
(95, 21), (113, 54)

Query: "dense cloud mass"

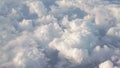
(0, 0), (120, 68)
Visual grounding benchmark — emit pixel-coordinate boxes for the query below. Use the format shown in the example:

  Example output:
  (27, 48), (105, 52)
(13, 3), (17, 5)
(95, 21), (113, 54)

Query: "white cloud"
(26, 0), (47, 17)
(99, 60), (113, 68)
(0, 0), (120, 68)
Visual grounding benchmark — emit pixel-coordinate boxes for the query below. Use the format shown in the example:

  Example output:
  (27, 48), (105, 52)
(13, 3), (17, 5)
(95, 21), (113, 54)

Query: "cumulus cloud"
(99, 60), (113, 68)
(0, 0), (120, 68)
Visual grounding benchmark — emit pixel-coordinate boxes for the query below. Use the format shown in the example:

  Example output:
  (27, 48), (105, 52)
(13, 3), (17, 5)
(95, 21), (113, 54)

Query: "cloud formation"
(0, 0), (120, 68)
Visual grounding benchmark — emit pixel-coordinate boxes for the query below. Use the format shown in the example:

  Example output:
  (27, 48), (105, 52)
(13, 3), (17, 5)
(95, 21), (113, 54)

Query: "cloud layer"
(0, 0), (120, 68)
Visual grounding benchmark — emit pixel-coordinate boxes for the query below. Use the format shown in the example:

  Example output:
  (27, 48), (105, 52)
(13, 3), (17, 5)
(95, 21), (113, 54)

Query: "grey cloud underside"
(0, 0), (120, 68)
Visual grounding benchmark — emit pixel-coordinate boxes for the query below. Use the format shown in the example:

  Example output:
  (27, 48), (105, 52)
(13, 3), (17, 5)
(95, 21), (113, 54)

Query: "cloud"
(99, 60), (113, 68)
(0, 0), (120, 68)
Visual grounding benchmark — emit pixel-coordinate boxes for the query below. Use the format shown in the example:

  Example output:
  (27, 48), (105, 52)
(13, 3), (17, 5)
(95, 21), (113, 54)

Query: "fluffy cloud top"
(0, 0), (120, 68)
